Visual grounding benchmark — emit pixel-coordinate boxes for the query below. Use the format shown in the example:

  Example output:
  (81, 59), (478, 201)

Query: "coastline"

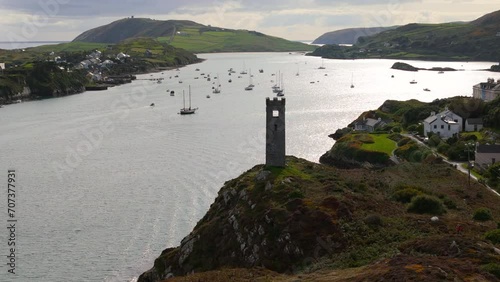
(0, 61), (204, 107)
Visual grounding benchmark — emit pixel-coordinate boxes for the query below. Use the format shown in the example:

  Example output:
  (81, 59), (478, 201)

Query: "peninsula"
(138, 96), (500, 281)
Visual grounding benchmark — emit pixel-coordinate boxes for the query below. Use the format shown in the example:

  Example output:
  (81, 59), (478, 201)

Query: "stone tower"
(266, 97), (286, 167)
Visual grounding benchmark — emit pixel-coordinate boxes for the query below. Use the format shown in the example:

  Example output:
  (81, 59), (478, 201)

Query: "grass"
(267, 160), (313, 181)
(461, 131), (483, 140)
(28, 42), (108, 53)
(158, 28), (316, 53)
(361, 134), (397, 155)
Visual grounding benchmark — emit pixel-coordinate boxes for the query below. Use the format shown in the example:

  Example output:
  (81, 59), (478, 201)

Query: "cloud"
(0, 0), (496, 41)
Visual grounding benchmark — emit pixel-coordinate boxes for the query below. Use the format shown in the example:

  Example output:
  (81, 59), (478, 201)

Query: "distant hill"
(308, 9), (500, 61)
(72, 18), (316, 53)
(312, 26), (397, 45)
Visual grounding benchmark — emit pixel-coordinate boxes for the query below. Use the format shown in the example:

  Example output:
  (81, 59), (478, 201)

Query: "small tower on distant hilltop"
(266, 97), (286, 167)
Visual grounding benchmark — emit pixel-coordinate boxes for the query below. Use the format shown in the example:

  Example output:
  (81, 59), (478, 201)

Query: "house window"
(441, 125), (444, 129)
(434, 125), (437, 129)
(493, 158), (496, 164)
(448, 125), (451, 130)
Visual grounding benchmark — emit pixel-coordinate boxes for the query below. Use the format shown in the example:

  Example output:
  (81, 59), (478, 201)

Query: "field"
(360, 134), (397, 155)
(158, 28), (316, 53)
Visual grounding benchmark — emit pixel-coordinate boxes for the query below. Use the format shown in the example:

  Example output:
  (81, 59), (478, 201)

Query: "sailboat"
(272, 71), (281, 93)
(245, 69), (254, 90)
(409, 73), (417, 84)
(350, 73), (355, 88)
(318, 59), (326, 69)
(276, 73), (284, 96)
(240, 61), (248, 74)
(213, 75), (221, 93)
(180, 86), (198, 115)
(296, 64), (300, 76)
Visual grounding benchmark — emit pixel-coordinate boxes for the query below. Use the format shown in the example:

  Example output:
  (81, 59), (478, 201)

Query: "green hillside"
(312, 26), (398, 45)
(159, 27), (315, 53)
(308, 10), (500, 61)
(72, 18), (316, 53)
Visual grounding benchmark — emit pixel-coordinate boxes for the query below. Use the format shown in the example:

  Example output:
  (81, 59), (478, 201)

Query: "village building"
(465, 118), (484, 132)
(475, 144), (500, 168)
(354, 117), (386, 133)
(472, 78), (500, 102)
(423, 108), (462, 139)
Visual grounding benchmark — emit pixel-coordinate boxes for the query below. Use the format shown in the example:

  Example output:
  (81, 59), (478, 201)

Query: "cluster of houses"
(354, 105), (499, 169)
(74, 50), (131, 82)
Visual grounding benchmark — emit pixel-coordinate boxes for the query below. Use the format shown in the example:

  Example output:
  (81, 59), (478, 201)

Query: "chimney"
(430, 111), (436, 117)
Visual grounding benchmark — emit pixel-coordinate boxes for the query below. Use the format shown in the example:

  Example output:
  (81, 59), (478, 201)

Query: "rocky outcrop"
(138, 157), (351, 281)
(391, 62), (457, 72)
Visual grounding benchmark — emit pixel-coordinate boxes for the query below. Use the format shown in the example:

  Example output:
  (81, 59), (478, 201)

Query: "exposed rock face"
(138, 157), (350, 281)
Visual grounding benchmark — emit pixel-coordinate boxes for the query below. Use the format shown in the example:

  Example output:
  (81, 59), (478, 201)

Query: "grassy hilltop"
(71, 17), (316, 53)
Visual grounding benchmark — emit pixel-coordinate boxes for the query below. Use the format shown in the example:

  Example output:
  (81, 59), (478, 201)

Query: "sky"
(0, 0), (497, 42)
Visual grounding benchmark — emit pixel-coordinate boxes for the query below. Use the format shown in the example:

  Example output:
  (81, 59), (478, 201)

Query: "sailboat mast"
(189, 85), (191, 109)
(183, 90), (186, 108)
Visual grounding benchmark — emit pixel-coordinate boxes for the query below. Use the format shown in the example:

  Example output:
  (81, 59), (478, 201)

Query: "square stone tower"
(266, 97), (286, 167)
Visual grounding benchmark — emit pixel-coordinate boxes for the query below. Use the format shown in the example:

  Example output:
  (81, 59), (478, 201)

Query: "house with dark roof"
(465, 118), (484, 132)
(423, 108), (462, 139)
(473, 78), (500, 102)
(354, 118), (386, 133)
(475, 144), (500, 167)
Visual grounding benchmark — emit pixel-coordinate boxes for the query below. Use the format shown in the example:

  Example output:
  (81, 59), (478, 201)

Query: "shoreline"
(0, 61), (204, 107)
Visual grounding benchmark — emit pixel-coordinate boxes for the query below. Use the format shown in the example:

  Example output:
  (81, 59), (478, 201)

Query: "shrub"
(428, 135), (442, 147)
(442, 197), (457, 209)
(407, 195), (445, 215)
(481, 263), (500, 279)
(484, 229), (500, 244)
(363, 214), (383, 227)
(437, 142), (450, 154)
(388, 133), (403, 142)
(393, 188), (422, 203)
(473, 207), (493, 221)
(392, 126), (402, 133)
(406, 124), (418, 132)
(397, 137), (413, 147)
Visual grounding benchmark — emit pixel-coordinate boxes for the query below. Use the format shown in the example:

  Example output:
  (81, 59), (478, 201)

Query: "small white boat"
(410, 80), (417, 84)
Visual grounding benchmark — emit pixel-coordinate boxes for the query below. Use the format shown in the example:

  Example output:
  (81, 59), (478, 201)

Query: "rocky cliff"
(138, 156), (500, 281)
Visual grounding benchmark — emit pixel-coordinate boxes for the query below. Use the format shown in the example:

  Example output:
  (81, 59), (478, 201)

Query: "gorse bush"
(481, 263), (500, 279)
(473, 207), (493, 221)
(407, 195), (445, 215)
(392, 188), (422, 203)
(484, 229), (500, 244)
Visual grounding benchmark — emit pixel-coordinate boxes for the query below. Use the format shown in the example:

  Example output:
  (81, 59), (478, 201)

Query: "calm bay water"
(0, 52), (496, 281)
(0, 41), (68, 50)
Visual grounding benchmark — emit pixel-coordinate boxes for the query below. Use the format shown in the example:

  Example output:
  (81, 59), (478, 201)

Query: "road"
(401, 134), (499, 197)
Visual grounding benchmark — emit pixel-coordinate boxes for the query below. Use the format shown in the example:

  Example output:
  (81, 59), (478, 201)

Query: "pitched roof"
(476, 144), (500, 154)
(424, 115), (437, 124)
(365, 118), (380, 127)
(467, 118), (483, 125)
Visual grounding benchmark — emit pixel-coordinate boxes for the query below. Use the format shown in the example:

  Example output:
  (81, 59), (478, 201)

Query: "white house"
(423, 108), (462, 139)
(472, 78), (500, 102)
(465, 118), (484, 132)
(475, 144), (500, 167)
